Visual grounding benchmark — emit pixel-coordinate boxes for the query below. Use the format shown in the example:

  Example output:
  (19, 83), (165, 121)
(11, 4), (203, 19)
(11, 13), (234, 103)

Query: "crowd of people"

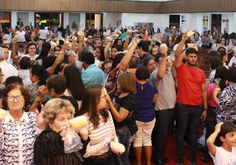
(0, 21), (235, 165)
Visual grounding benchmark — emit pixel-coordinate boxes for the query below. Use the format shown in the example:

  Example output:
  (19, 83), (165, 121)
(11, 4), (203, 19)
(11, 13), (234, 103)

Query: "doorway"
(86, 13), (103, 30)
(35, 12), (63, 28)
(211, 14), (221, 34)
(169, 15), (180, 29)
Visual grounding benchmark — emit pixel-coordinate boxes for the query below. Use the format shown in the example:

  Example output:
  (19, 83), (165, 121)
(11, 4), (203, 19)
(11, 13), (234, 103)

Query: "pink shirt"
(207, 83), (217, 107)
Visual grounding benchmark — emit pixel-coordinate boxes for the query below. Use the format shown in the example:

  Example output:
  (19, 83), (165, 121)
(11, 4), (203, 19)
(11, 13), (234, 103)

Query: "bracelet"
(35, 98), (41, 103)
(204, 109), (208, 112)
(79, 40), (83, 42)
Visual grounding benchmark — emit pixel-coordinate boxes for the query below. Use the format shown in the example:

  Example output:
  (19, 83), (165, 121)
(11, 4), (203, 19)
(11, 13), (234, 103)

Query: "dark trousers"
(83, 154), (115, 165)
(176, 102), (203, 158)
(153, 109), (175, 160)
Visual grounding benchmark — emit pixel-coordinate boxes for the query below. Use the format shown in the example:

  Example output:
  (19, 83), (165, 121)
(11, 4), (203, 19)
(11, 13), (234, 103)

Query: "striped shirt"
(83, 111), (115, 158)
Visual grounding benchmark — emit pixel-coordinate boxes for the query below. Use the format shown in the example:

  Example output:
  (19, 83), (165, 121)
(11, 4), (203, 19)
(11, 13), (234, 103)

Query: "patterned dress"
(0, 111), (41, 165)
(216, 83), (236, 124)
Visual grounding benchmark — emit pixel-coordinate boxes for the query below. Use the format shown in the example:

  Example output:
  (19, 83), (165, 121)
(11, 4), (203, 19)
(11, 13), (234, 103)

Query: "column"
(186, 13), (197, 31)
(28, 12), (35, 28)
(11, 11), (17, 28)
(63, 12), (69, 28)
(80, 12), (86, 29)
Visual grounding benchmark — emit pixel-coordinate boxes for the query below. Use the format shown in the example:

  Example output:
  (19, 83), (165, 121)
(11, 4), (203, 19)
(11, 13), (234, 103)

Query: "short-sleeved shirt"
(209, 146), (236, 165)
(207, 83), (217, 107)
(135, 81), (157, 122)
(139, 52), (155, 67)
(38, 29), (49, 40)
(175, 63), (206, 105)
(82, 64), (104, 87)
(16, 31), (26, 42)
(114, 93), (137, 136)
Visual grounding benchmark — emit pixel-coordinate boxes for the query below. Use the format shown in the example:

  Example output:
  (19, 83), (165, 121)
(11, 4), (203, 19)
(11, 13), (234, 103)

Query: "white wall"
(29, 12), (35, 28)
(11, 11), (17, 28)
(17, 12), (29, 26)
(233, 13), (236, 33)
(69, 13), (80, 28)
(186, 14), (197, 31)
(104, 13), (122, 28)
(63, 12), (69, 28)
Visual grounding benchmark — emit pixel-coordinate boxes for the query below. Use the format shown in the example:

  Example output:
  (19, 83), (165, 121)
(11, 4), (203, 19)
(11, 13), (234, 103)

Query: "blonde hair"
(43, 98), (75, 129)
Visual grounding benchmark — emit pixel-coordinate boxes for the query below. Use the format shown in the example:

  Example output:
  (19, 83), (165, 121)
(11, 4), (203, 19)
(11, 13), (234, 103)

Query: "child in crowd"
(206, 122), (236, 165)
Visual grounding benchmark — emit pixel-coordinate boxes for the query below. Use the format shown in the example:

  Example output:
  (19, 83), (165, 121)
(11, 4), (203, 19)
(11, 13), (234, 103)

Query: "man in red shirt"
(141, 29), (148, 41)
(174, 32), (208, 165)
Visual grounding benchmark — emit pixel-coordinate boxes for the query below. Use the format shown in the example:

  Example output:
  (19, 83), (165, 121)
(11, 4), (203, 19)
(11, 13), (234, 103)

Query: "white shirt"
(3, 34), (11, 43)
(38, 29), (49, 40)
(0, 61), (18, 83)
(16, 31), (26, 42)
(210, 146), (236, 165)
(228, 56), (236, 67)
(21, 54), (39, 60)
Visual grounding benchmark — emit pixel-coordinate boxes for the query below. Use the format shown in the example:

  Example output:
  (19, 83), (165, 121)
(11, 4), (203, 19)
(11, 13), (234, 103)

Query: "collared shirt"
(138, 52), (155, 67)
(82, 64), (104, 87)
(0, 111), (41, 165)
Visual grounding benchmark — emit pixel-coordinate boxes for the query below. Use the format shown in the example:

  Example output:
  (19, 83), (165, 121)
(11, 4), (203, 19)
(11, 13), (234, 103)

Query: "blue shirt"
(135, 81), (158, 122)
(82, 64), (105, 87)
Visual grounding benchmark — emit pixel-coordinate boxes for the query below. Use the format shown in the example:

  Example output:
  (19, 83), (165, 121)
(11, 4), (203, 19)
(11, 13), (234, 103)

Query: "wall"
(69, 13), (80, 28)
(104, 13), (122, 28)
(17, 12), (29, 26)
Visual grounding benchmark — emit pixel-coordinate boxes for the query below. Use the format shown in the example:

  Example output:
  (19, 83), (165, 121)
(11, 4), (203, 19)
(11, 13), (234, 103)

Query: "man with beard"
(174, 32), (208, 165)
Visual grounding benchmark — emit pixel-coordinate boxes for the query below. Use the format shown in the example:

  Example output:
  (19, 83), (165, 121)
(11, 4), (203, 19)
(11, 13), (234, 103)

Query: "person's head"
(26, 43), (37, 55)
(81, 52), (95, 69)
(5, 76), (23, 87)
(209, 56), (222, 70)
(95, 46), (105, 61)
(43, 55), (56, 69)
(194, 32), (198, 38)
(135, 66), (150, 80)
(54, 62), (68, 75)
(43, 98), (75, 132)
(19, 44), (24, 52)
(30, 65), (50, 85)
(92, 38), (101, 48)
(114, 38), (122, 46)
(157, 28), (160, 33)
(150, 46), (159, 56)
(186, 48), (197, 67)
(54, 45), (61, 53)
(3, 28), (9, 34)
(204, 31), (208, 36)
(42, 42), (51, 53)
(213, 38), (217, 44)
(154, 53), (163, 66)
(111, 44), (123, 59)
(1, 45), (9, 61)
(226, 67), (236, 83)
(109, 53), (125, 73)
(13, 56), (20, 66)
(214, 66), (227, 91)
(216, 50), (227, 63)
(81, 46), (95, 57)
(2, 39), (10, 48)
(128, 55), (139, 69)
(19, 26), (23, 32)
(37, 40), (43, 50)
(221, 37), (226, 46)
(144, 57), (156, 73)
(2, 84), (30, 111)
(28, 60), (39, 69)
(117, 71), (136, 94)
(46, 74), (67, 97)
(137, 41), (149, 57)
(86, 33), (93, 44)
(101, 59), (112, 74)
(64, 65), (85, 101)
(218, 122), (236, 147)
(79, 84), (109, 128)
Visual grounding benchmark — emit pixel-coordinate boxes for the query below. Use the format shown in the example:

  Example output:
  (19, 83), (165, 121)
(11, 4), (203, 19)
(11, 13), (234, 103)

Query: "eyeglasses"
(7, 95), (24, 102)
(148, 63), (156, 66)
(28, 47), (36, 49)
(88, 38), (93, 39)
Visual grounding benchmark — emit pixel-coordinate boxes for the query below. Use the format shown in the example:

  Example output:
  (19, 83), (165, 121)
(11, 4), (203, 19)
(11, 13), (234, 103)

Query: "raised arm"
(77, 35), (83, 61)
(174, 32), (188, 68)
(104, 38), (113, 60)
(119, 38), (138, 71)
(156, 46), (168, 79)
(123, 31), (131, 50)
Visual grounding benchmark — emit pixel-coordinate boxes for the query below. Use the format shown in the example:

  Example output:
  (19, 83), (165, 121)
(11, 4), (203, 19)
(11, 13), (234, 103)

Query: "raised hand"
(36, 104), (45, 130)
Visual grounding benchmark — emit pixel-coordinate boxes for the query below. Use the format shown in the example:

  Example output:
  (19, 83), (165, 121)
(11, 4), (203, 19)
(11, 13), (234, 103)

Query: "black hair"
(31, 65), (50, 86)
(209, 56), (222, 70)
(59, 40), (64, 46)
(214, 66), (227, 91)
(26, 43), (37, 54)
(42, 42), (51, 53)
(3, 28), (9, 34)
(219, 121), (236, 138)
(114, 38), (122, 45)
(111, 44), (123, 52)
(20, 56), (31, 69)
(96, 46), (105, 61)
(86, 33), (93, 38)
(155, 53), (162, 63)
(137, 41), (149, 52)
(144, 57), (154, 67)
(109, 53), (125, 73)
(5, 76), (23, 87)
(216, 50), (226, 61)
(186, 48), (197, 55)
(64, 65), (85, 101)
(81, 52), (95, 65)
(36, 47), (49, 60)
(43, 55), (57, 69)
(54, 45), (61, 52)
(135, 66), (150, 80)
(54, 62), (67, 74)
(226, 67), (236, 83)
(19, 44), (24, 48)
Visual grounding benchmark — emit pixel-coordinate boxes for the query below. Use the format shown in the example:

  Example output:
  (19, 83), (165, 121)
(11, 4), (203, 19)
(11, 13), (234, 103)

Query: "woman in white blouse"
(0, 84), (43, 164)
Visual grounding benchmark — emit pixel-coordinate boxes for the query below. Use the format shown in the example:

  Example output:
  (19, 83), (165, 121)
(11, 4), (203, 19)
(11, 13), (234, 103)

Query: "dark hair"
(226, 67), (236, 83)
(150, 47), (159, 56)
(136, 66), (150, 80)
(46, 74), (66, 95)
(54, 62), (67, 74)
(3, 28), (9, 34)
(118, 71), (136, 94)
(114, 38), (122, 45)
(214, 66), (227, 91)
(0, 45), (9, 49)
(81, 52), (95, 65)
(43, 55), (56, 69)
(217, 47), (226, 52)
(19, 44), (24, 48)
(31, 65), (50, 86)
(219, 121), (236, 138)
(5, 76), (23, 87)
(86, 33), (93, 38)
(42, 42), (51, 52)
(96, 46), (105, 61)
(129, 55), (139, 68)
(186, 48), (197, 56)
(78, 84), (109, 128)
(155, 53), (162, 63)
(2, 84), (30, 110)
(36, 47), (49, 61)
(28, 60), (39, 68)
(109, 53), (125, 73)
(111, 44), (123, 52)
(144, 57), (154, 67)
(26, 43), (37, 54)
(64, 65), (85, 101)
(101, 60), (112, 71)
(209, 56), (222, 70)
(54, 45), (61, 52)
(137, 41), (149, 52)
(216, 50), (226, 61)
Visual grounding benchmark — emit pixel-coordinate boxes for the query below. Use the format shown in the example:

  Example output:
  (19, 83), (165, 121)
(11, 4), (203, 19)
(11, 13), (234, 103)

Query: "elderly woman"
(0, 84), (43, 164)
(34, 98), (89, 165)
